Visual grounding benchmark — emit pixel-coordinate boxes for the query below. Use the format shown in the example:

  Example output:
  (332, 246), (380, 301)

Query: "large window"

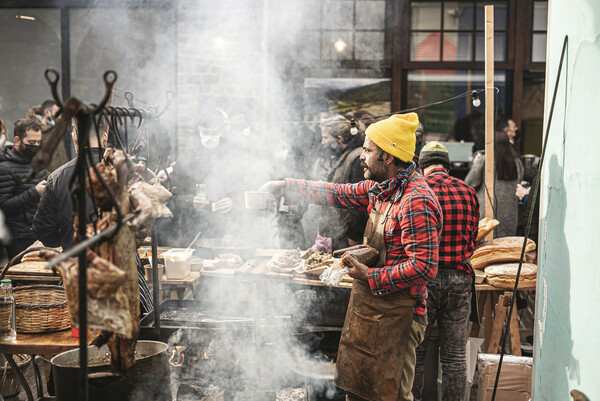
(531, 1), (548, 62)
(299, 0), (387, 63)
(406, 69), (506, 149)
(0, 9), (61, 134)
(409, 1), (507, 62)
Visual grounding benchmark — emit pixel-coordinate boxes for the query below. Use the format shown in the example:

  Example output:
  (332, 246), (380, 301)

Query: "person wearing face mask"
(26, 99), (71, 172)
(0, 119), (48, 258)
(163, 108), (243, 247)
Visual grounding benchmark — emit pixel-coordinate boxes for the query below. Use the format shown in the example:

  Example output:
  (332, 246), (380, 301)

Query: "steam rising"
(62, 0), (387, 397)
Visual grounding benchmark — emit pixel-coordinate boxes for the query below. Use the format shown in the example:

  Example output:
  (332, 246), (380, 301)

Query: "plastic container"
(244, 191), (268, 210)
(162, 249), (193, 279)
(144, 264), (164, 282)
(0, 279), (16, 341)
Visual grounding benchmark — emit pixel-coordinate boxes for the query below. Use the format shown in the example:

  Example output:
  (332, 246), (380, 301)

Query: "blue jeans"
(412, 269), (473, 401)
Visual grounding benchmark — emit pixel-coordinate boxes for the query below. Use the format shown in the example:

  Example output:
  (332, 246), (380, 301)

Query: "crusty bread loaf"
(477, 217), (500, 242)
(472, 237), (536, 270)
(484, 263), (537, 289)
(333, 244), (379, 267)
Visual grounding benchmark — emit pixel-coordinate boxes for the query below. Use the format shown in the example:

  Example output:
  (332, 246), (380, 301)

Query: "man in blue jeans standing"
(412, 142), (480, 401)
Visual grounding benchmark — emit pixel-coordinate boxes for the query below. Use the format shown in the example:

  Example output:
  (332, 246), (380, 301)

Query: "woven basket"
(1, 354), (32, 398)
(13, 285), (70, 333)
(0, 247), (70, 334)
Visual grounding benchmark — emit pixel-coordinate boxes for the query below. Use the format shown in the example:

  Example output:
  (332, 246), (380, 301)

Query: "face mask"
(22, 144), (40, 160)
(200, 133), (220, 149)
(47, 117), (56, 127)
(514, 129), (520, 141)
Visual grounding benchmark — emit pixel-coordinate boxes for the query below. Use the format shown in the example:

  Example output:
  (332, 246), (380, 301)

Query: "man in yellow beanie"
(260, 112), (443, 401)
(412, 141), (479, 401)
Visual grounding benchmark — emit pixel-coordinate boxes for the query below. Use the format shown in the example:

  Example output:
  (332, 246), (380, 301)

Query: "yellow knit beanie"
(365, 113), (419, 162)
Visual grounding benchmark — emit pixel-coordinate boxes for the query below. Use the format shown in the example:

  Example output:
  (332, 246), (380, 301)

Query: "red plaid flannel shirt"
(423, 168), (479, 275)
(284, 172), (442, 316)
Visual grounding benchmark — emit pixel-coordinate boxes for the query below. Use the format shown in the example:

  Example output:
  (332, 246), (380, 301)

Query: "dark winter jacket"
(0, 145), (48, 241)
(32, 148), (103, 249)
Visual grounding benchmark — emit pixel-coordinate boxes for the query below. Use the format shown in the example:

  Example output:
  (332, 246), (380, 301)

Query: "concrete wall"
(534, 1), (600, 399)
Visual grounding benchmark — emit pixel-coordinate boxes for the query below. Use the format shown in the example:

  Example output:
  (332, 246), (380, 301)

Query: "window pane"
(476, 2), (507, 31)
(411, 2), (442, 30)
(406, 69), (506, 150)
(475, 32), (507, 62)
(444, 2), (474, 30)
(70, 8), (176, 148)
(0, 9), (61, 134)
(443, 32), (473, 61)
(410, 32), (441, 61)
(321, 31), (353, 60)
(533, 1), (548, 31)
(532, 33), (547, 62)
(355, 31), (385, 61)
(355, 1), (386, 30)
(322, 0), (355, 30)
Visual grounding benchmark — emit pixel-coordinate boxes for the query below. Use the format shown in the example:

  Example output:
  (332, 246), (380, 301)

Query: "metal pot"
(51, 340), (171, 401)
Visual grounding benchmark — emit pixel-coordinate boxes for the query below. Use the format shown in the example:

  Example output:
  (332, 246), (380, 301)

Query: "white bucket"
(162, 248), (193, 279)
(244, 191), (268, 210)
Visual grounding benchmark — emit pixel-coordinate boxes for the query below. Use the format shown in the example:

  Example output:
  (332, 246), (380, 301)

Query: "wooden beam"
(484, 5), (495, 239)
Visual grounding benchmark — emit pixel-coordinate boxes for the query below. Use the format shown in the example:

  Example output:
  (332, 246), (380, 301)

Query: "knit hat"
(365, 113), (418, 162)
(418, 141), (451, 170)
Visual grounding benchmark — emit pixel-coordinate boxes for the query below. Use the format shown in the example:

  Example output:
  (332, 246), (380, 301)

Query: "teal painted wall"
(534, 1), (600, 399)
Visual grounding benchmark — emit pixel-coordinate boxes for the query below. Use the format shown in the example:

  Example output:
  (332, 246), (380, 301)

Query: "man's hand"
(344, 254), (369, 281)
(35, 180), (47, 196)
(515, 184), (531, 200)
(212, 197), (233, 214)
(192, 196), (210, 211)
(258, 180), (285, 199)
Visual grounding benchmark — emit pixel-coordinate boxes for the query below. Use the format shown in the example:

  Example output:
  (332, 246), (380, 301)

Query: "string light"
(471, 90), (481, 107)
(350, 119), (358, 135)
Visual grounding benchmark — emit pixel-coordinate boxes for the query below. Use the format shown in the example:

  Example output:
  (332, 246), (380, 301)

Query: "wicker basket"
(13, 285), (70, 333)
(0, 247), (70, 334)
(1, 354), (32, 399)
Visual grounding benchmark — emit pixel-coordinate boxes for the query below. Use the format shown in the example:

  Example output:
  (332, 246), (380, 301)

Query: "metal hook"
(157, 91), (175, 118)
(44, 68), (64, 108)
(124, 92), (135, 108)
(93, 70), (118, 113)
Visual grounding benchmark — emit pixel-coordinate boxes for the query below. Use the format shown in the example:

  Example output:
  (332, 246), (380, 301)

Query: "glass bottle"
(0, 279), (16, 341)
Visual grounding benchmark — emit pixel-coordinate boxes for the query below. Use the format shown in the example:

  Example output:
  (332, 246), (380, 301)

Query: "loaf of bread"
(333, 244), (379, 267)
(477, 217), (500, 242)
(484, 263), (537, 289)
(472, 237), (536, 270)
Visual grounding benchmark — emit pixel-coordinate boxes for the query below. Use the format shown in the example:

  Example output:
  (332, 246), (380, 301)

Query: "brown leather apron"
(335, 188), (417, 401)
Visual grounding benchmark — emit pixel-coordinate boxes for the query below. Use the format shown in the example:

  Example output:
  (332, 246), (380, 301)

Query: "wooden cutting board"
(236, 259), (295, 281)
(5, 262), (59, 277)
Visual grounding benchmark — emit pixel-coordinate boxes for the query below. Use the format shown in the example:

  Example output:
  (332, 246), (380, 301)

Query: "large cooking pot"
(194, 237), (258, 260)
(51, 340), (171, 401)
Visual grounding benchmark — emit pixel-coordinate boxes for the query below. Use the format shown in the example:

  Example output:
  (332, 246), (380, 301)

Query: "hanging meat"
(48, 148), (172, 371)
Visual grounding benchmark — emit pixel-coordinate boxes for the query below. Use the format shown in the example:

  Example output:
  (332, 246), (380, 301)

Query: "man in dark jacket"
(0, 119), (48, 258)
(32, 121), (107, 250)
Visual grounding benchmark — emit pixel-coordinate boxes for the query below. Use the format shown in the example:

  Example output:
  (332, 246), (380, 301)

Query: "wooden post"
(484, 5), (495, 240)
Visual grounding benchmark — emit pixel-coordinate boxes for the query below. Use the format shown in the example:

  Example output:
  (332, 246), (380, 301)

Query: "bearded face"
(360, 137), (389, 182)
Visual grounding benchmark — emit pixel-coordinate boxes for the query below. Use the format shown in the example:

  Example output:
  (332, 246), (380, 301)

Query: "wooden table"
(472, 284), (534, 356)
(0, 329), (96, 401)
(148, 271), (201, 300)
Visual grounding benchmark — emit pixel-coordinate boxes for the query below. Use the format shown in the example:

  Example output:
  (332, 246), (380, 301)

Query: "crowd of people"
(0, 98), (538, 400)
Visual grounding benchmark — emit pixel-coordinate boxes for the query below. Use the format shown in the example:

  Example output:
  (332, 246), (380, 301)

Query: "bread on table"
(484, 263), (537, 289)
(477, 217), (500, 242)
(472, 236), (536, 270)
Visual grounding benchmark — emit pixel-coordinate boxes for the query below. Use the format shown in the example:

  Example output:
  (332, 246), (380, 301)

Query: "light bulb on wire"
(471, 90), (481, 108)
(350, 119), (358, 135)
